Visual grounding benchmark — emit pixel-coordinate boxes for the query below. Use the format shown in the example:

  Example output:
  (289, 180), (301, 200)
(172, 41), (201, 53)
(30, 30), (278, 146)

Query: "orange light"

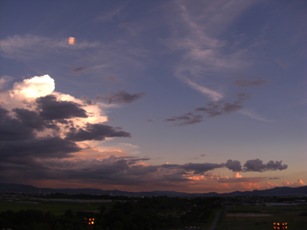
(273, 222), (288, 230)
(68, 37), (75, 45)
(88, 217), (95, 225)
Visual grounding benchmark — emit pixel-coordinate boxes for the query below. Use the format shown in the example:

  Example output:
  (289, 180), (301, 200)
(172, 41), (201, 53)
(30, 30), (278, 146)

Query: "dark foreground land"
(0, 193), (307, 230)
(220, 202), (307, 230)
(0, 193), (220, 230)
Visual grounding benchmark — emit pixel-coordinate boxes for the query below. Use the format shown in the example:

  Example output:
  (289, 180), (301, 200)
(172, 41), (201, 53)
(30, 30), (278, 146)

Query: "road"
(207, 210), (223, 230)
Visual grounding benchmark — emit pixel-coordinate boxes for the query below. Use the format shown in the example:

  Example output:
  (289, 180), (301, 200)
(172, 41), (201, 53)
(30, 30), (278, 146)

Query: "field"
(218, 204), (307, 230)
(0, 199), (103, 215)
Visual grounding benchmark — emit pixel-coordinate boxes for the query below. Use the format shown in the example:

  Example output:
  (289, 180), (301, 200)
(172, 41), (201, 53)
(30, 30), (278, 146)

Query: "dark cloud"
(13, 108), (45, 130)
(37, 95), (87, 120)
(66, 123), (131, 141)
(166, 93), (249, 126)
(196, 93), (249, 117)
(72, 66), (86, 73)
(224, 159), (242, 172)
(0, 106), (80, 159)
(97, 90), (145, 104)
(0, 107), (35, 141)
(243, 159), (288, 172)
(235, 79), (267, 87)
(0, 148), (289, 187)
(265, 160), (288, 171)
(181, 163), (223, 173)
(165, 112), (203, 126)
(1, 137), (80, 159)
(0, 95), (131, 183)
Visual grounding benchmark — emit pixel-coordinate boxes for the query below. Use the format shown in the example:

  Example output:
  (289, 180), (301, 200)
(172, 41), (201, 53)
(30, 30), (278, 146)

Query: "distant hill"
(224, 186), (307, 197)
(0, 183), (306, 197)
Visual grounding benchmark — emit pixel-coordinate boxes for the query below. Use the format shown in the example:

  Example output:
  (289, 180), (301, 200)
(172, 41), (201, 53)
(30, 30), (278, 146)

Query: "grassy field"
(218, 204), (307, 230)
(0, 199), (102, 215)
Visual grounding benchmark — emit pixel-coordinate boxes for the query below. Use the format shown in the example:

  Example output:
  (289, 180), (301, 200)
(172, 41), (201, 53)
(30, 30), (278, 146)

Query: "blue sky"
(0, 0), (306, 193)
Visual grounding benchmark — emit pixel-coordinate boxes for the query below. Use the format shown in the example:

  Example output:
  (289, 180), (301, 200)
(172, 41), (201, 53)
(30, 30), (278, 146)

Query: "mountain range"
(0, 183), (306, 197)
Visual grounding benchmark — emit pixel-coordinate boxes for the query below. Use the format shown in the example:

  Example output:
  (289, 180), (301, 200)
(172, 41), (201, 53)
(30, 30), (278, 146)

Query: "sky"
(0, 0), (306, 193)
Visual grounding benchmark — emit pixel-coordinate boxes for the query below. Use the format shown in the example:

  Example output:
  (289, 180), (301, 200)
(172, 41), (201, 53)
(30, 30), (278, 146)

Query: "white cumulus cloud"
(10, 75), (55, 99)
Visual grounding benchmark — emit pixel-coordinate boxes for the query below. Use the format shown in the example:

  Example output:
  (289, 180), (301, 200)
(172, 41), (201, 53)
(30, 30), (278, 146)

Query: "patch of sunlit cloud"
(283, 179), (306, 187)
(10, 74), (55, 100)
(72, 149), (126, 161)
(297, 179), (305, 186)
(234, 172), (243, 178)
(186, 174), (205, 181)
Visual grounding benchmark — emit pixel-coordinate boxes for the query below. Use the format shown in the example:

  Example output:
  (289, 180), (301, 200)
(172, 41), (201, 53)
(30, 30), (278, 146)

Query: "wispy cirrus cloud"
(0, 35), (148, 80)
(184, 78), (223, 101)
(96, 3), (127, 22)
(0, 35), (99, 60)
(239, 109), (273, 123)
(165, 1), (257, 102)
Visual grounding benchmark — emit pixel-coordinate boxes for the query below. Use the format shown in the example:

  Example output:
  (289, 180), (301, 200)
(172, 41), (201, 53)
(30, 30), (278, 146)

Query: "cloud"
(0, 74), (130, 169)
(197, 93), (248, 116)
(67, 123), (130, 141)
(96, 90), (145, 105)
(166, 93), (249, 125)
(184, 78), (223, 101)
(225, 160), (242, 172)
(165, 1), (256, 103)
(0, 35), (99, 59)
(57, 158), (286, 190)
(181, 162), (223, 173)
(166, 112), (203, 126)
(296, 179), (305, 186)
(36, 95), (88, 120)
(283, 179), (306, 187)
(1, 137), (80, 159)
(0, 75), (289, 192)
(0, 107), (36, 141)
(10, 75), (55, 99)
(217, 176), (264, 184)
(96, 4), (127, 22)
(0, 35), (147, 81)
(238, 109), (273, 123)
(243, 159), (288, 172)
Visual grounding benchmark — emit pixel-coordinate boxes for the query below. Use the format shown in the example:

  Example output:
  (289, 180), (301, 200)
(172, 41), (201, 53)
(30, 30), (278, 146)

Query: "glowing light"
(88, 217), (95, 225)
(273, 222), (288, 230)
(68, 37), (75, 45)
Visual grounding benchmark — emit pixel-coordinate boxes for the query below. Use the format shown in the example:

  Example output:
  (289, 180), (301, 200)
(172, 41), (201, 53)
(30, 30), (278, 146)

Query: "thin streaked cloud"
(239, 109), (274, 123)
